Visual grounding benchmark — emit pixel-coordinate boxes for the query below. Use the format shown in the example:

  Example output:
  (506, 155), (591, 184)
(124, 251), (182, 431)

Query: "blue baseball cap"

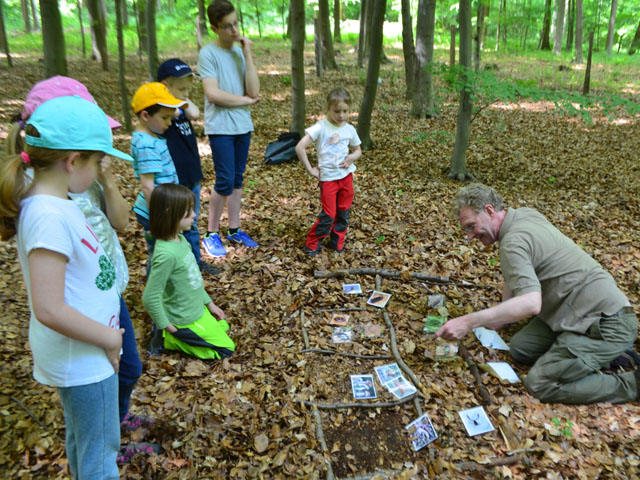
(157, 58), (194, 81)
(25, 96), (133, 162)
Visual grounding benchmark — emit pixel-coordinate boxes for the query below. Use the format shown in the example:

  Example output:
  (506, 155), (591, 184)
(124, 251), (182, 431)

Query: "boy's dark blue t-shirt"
(162, 110), (204, 186)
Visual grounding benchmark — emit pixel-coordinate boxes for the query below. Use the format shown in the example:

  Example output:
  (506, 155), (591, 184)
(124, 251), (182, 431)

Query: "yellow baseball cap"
(131, 82), (187, 114)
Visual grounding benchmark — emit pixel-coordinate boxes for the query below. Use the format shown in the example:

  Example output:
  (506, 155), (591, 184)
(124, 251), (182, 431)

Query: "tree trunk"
(553, 0), (566, 55)
(318, 0), (337, 69)
(253, 0), (262, 37)
(136, 0), (147, 56)
(501, 0), (507, 45)
(582, 31), (593, 93)
(314, 17), (323, 77)
(401, 0), (416, 99)
(362, 0), (374, 61)
(334, 0), (341, 43)
(76, 0), (86, 57)
(87, 0), (109, 70)
(605, 0), (617, 54)
(357, 0), (367, 67)
(474, 0), (486, 71)
(20, 0), (31, 34)
(146, 0), (158, 80)
(115, 0), (132, 131)
(575, 0), (583, 62)
(540, 0), (551, 49)
(448, 0), (474, 182)
(40, 0), (67, 77)
(197, 0), (206, 50)
(629, 20), (640, 55)
(410, 0), (436, 118)
(0, 0), (12, 67)
(122, 0), (128, 26)
(30, 0), (40, 31)
(595, 0), (602, 50)
(238, 5), (245, 35)
(565, 0), (574, 50)
(290, 0), (306, 135)
(357, 0), (386, 150)
(450, 25), (456, 66)
(495, 0), (501, 51)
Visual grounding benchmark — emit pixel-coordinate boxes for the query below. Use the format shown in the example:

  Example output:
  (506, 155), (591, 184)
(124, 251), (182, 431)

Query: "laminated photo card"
(342, 283), (362, 294)
(434, 342), (458, 360)
(423, 315), (445, 333)
(458, 406), (495, 436)
(351, 375), (377, 400)
(367, 291), (391, 309)
(479, 362), (520, 383)
(329, 313), (350, 326)
(473, 327), (510, 350)
(332, 326), (353, 344)
(406, 413), (438, 451)
(385, 376), (417, 399)
(361, 323), (383, 338)
(374, 363), (403, 384)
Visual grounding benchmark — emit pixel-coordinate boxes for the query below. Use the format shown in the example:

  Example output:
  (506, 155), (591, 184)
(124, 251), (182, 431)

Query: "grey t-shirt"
(197, 42), (253, 135)
(499, 208), (628, 333)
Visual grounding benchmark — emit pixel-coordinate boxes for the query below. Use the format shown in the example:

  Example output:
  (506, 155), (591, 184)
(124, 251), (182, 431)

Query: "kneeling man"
(437, 184), (637, 404)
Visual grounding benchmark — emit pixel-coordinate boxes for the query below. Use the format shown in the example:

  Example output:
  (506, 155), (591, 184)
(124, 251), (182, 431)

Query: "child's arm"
(182, 100), (200, 121)
(338, 145), (362, 169)
(142, 249), (177, 333)
(98, 156), (129, 232)
(295, 134), (320, 179)
(140, 173), (155, 206)
(206, 301), (226, 319)
(29, 249), (124, 372)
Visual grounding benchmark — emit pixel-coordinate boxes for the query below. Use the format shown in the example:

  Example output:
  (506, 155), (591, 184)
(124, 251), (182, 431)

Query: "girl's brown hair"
(0, 125), (92, 240)
(327, 87), (351, 108)
(149, 183), (195, 241)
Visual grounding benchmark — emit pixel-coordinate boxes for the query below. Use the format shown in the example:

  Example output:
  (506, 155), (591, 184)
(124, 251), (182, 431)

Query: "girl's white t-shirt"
(17, 195), (120, 388)
(306, 118), (361, 182)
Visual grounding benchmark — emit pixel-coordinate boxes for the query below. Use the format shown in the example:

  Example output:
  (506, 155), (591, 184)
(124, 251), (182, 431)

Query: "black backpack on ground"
(264, 132), (301, 165)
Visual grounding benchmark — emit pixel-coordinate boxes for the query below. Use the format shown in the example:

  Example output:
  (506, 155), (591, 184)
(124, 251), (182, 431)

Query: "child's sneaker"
(203, 232), (226, 257)
(227, 229), (258, 247)
(116, 442), (160, 464)
(120, 412), (155, 432)
(303, 246), (320, 257)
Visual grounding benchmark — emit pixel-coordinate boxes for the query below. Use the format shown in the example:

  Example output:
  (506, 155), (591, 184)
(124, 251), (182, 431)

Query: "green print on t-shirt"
(95, 255), (116, 291)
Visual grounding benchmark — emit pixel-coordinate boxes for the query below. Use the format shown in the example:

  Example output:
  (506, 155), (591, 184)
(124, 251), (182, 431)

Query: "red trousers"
(306, 174), (353, 251)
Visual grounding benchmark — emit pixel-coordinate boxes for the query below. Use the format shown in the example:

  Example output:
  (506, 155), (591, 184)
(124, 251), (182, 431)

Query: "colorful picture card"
(332, 326), (353, 344)
(367, 291), (391, 309)
(406, 413), (438, 451)
(351, 374), (377, 400)
(342, 283), (362, 294)
(458, 406), (495, 437)
(329, 313), (350, 326)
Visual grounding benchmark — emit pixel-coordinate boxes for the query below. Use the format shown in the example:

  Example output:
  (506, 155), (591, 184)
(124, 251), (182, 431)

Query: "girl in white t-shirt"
(0, 96), (133, 479)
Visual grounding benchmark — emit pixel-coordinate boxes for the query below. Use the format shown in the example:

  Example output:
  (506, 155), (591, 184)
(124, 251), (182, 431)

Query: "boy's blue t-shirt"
(130, 131), (178, 220)
(160, 110), (204, 187)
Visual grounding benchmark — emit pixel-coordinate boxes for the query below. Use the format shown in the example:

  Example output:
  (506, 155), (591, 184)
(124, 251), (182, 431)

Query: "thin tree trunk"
(314, 17), (323, 77)
(448, 0), (474, 182)
(575, 0), (583, 62)
(553, 0), (566, 55)
(523, 0), (532, 49)
(450, 24), (456, 66)
(123, 0), (129, 26)
(253, 0), (262, 37)
(595, 0), (602, 50)
(495, 0), (502, 51)
(318, 0), (337, 69)
(334, 0), (341, 43)
(410, 0), (436, 118)
(565, 0), (574, 50)
(501, 0), (507, 45)
(357, 0), (386, 150)
(357, 0), (367, 67)
(146, 0), (158, 80)
(87, 0), (109, 70)
(76, 0), (86, 57)
(629, 20), (640, 55)
(605, 0), (617, 54)
(362, 0), (374, 61)
(115, 0), (132, 131)
(582, 31), (593, 93)
(20, 0), (31, 34)
(40, 0), (67, 77)
(197, 0), (206, 50)
(401, 0), (416, 99)
(0, 0), (12, 67)
(30, 0), (40, 31)
(540, 0), (551, 49)
(474, 0), (486, 71)
(136, 0), (147, 56)
(290, 0), (306, 135)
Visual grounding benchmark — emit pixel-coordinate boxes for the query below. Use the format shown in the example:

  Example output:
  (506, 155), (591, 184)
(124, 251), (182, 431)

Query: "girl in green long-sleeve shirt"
(142, 184), (235, 359)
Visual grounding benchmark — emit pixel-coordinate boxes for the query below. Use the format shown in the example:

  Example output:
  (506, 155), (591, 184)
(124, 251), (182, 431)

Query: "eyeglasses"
(218, 20), (239, 31)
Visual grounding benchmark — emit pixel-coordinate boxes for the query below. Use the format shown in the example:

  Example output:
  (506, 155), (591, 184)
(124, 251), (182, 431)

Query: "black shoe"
(609, 349), (640, 370)
(303, 246), (320, 257)
(198, 261), (221, 275)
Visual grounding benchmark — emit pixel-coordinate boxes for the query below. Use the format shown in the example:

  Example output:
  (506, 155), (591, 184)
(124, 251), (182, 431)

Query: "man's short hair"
(454, 183), (504, 215)
(207, 0), (235, 27)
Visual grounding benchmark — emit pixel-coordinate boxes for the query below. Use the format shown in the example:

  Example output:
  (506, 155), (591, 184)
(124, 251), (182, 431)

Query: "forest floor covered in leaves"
(1, 42), (640, 479)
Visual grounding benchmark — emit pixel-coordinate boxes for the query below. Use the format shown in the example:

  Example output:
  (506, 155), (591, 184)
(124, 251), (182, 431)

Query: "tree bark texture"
(136, 0), (147, 56)
(357, 0), (368, 67)
(314, 17), (323, 77)
(540, 0), (551, 49)
(565, 0), (574, 50)
(115, 0), (132, 131)
(146, 0), (158, 80)
(76, 0), (86, 57)
(474, 0), (486, 71)
(605, 0), (617, 54)
(401, 0), (416, 100)
(448, 0), (474, 182)
(553, 0), (566, 55)
(318, 0), (337, 69)
(410, 0), (436, 118)
(29, 0), (40, 31)
(362, 0), (375, 62)
(630, 19), (640, 55)
(290, 0), (306, 135)
(450, 25), (456, 66)
(40, 0), (67, 77)
(495, 0), (502, 51)
(333, 0), (341, 43)
(0, 0), (12, 67)
(575, 0), (583, 62)
(87, 0), (109, 70)
(357, 0), (386, 150)
(20, 0), (31, 34)
(582, 31), (593, 94)
(197, 0), (206, 50)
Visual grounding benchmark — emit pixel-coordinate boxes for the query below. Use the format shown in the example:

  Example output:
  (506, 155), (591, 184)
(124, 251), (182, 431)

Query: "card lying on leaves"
(332, 326), (353, 344)
(367, 291), (391, 308)
(342, 283), (362, 294)
(384, 376), (417, 399)
(351, 374), (377, 400)
(329, 313), (350, 326)
(458, 406), (495, 437)
(406, 413), (438, 451)
(374, 363), (403, 384)
(473, 327), (510, 350)
(479, 362), (520, 383)
(434, 342), (458, 360)
(427, 294), (446, 308)
(361, 323), (383, 338)
(423, 315), (445, 333)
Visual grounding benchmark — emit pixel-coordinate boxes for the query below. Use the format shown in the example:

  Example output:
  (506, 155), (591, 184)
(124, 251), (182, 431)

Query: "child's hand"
(165, 324), (178, 334)
(339, 156), (353, 169)
(308, 167), (320, 179)
(97, 156), (114, 184)
(105, 328), (124, 373)
(208, 302), (226, 319)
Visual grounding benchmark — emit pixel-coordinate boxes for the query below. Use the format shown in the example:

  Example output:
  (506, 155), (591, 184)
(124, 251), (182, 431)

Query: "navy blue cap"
(157, 58), (194, 81)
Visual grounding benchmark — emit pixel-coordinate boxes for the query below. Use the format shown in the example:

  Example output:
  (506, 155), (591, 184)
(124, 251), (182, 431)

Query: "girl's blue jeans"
(118, 297), (142, 422)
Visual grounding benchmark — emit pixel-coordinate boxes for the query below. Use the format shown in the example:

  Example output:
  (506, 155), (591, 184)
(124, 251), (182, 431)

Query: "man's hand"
(435, 315), (473, 340)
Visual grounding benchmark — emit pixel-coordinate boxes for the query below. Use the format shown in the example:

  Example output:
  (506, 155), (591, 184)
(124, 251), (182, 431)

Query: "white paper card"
(473, 327), (510, 350)
(487, 362), (520, 383)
